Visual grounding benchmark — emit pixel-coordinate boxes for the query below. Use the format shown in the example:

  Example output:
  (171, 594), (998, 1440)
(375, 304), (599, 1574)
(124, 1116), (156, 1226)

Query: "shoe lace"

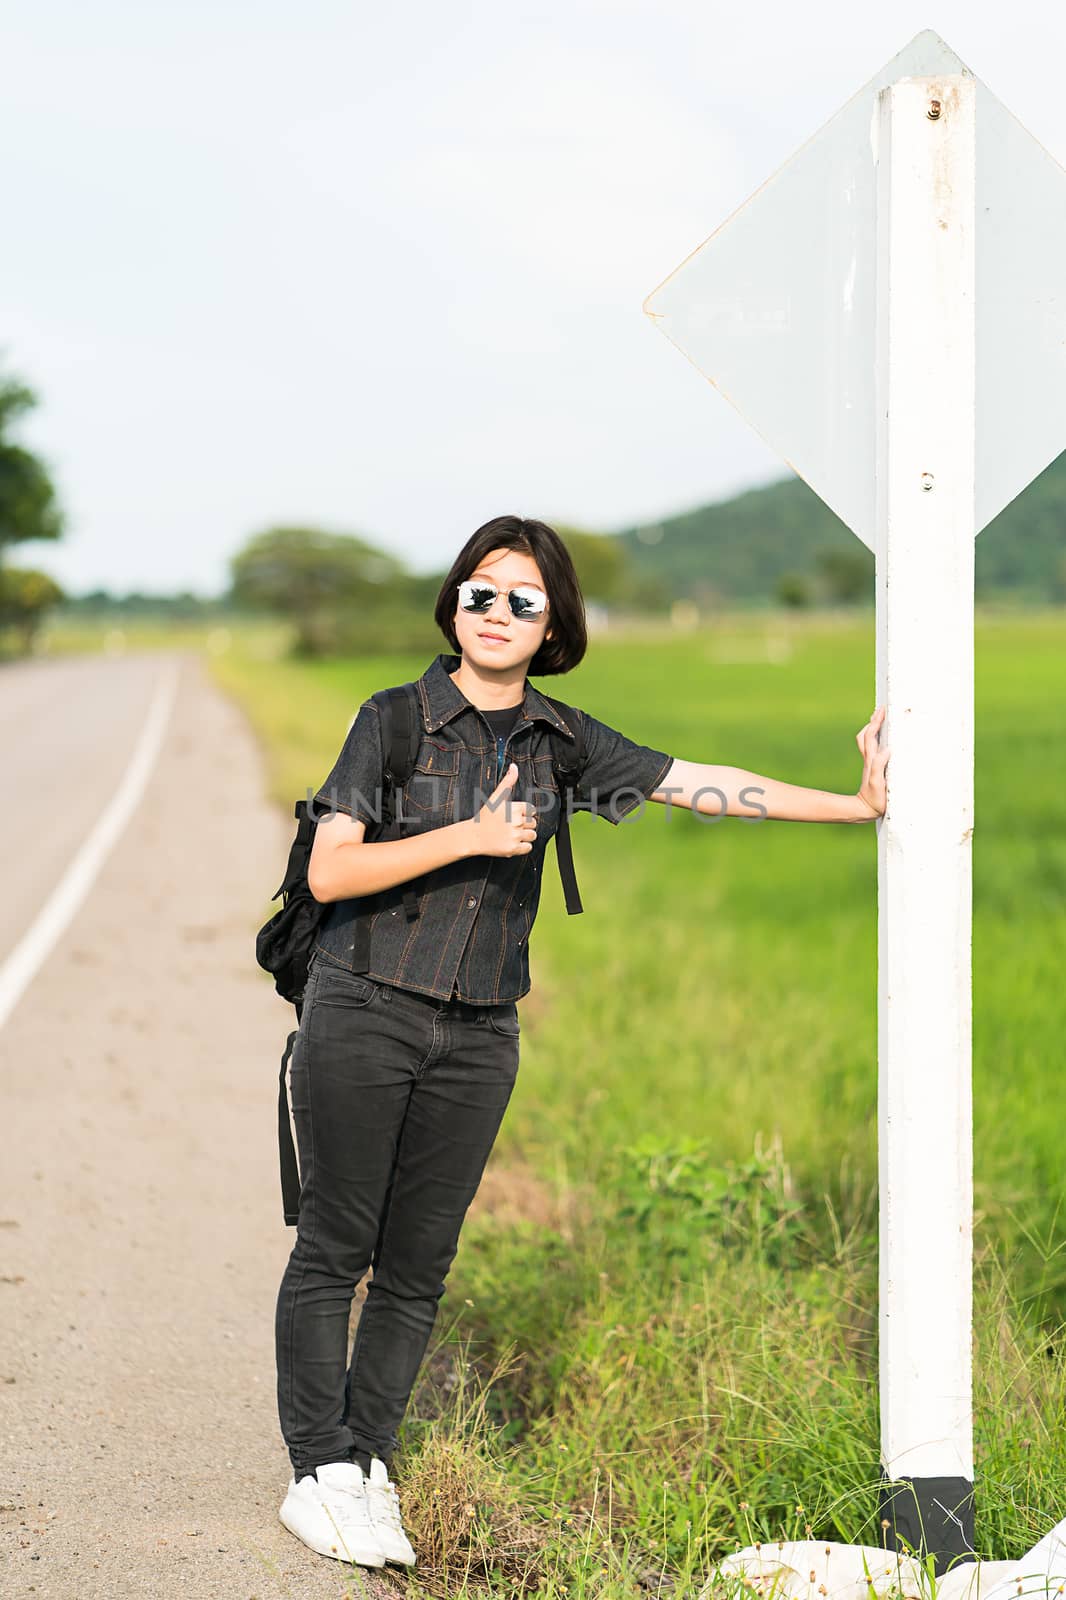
(318, 1481), (373, 1537)
(367, 1478), (404, 1533)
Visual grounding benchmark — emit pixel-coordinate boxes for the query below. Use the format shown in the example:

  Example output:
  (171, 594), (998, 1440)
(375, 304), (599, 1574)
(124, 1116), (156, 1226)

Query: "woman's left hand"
(853, 705), (890, 819)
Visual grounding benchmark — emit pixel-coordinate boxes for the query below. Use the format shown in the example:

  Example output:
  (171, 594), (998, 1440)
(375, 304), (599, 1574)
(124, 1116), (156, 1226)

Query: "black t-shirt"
(480, 703), (524, 782)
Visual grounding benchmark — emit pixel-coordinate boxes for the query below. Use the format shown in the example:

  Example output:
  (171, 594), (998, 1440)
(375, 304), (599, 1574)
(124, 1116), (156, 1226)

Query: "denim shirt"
(308, 651), (674, 1003)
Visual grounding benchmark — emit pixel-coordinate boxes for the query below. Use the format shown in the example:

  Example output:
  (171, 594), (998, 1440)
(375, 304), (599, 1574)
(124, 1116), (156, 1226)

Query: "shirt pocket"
(400, 741), (461, 826)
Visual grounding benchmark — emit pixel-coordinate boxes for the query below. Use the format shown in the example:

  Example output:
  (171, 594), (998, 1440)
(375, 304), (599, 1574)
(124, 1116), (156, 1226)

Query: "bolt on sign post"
(644, 28), (1066, 1576)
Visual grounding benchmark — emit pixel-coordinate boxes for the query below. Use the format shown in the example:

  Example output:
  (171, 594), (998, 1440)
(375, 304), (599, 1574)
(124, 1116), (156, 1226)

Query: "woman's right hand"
(472, 763), (538, 857)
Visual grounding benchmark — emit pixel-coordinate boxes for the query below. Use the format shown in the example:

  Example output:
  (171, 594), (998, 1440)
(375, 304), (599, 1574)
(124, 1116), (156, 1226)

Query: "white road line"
(0, 659), (182, 1031)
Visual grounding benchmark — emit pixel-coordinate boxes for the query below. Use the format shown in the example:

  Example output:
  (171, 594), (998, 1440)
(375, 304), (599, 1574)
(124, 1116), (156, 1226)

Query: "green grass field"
(210, 611), (1066, 1597)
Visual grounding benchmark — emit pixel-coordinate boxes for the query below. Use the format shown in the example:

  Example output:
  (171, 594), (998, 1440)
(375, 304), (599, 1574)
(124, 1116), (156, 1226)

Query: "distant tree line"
(4, 348), (1066, 662)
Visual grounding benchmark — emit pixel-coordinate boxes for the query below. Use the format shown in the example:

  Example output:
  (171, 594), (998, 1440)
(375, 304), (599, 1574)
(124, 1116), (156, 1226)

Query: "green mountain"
(613, 451), (1066, 606)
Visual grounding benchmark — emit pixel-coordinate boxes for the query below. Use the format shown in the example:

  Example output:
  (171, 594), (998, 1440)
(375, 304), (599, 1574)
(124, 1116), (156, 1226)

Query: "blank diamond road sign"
(643, 28), (1066, 551)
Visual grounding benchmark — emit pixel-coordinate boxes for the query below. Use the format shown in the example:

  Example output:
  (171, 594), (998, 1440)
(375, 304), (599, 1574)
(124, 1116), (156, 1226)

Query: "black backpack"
(258, 678), (587, 1224)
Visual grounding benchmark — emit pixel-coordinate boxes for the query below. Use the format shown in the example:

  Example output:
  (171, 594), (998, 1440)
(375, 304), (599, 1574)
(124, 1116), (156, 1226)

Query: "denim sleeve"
(311, 699), (385, 828)
(569, 709), (674, 826)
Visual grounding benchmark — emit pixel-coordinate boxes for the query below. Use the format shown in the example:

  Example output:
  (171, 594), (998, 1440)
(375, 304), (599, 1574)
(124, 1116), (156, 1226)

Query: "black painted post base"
(878, 1475), (976, 1574)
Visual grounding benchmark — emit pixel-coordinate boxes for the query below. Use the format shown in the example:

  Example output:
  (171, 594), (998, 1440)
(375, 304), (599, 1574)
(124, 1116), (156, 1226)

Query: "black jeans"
(274, 955), (520, 1478)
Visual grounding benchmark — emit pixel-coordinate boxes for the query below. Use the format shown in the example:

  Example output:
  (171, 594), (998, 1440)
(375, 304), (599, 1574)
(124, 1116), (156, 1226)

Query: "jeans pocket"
(486, 1004), (520, 1038)
(313, 965), (379, 1009)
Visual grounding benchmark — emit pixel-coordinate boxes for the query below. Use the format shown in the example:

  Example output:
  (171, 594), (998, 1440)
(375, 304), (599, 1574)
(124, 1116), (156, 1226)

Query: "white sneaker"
(279, 1461), (386, 1566)
(364, 1455), (417, 1566)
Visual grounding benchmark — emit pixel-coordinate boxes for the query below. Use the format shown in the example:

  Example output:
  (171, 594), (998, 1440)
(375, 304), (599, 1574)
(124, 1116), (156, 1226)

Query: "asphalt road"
(0, 649), (396, 1599)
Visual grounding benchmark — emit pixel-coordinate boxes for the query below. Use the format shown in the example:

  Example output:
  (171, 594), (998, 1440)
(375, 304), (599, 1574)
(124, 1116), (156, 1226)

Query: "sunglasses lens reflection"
(459, 580), (546, 617)
(510, 586), (545, 616)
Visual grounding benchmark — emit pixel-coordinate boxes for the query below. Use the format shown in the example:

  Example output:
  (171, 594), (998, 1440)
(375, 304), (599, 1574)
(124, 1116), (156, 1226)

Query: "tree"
(814, 544), (874, 604)
(776, 572), (812, 608)
(551, 523), (629, 603)
(228, 525), (411, 656)
(0, 366), (64, 562)
(0, 566), (64, 654)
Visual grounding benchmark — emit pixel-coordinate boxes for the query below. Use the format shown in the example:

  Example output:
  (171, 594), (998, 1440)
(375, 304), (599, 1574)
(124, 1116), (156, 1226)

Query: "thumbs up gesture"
(472, 763), (539, 857)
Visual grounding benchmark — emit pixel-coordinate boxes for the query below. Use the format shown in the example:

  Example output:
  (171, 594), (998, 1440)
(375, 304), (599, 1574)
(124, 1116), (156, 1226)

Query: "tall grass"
(213, 610), (1066, 1596)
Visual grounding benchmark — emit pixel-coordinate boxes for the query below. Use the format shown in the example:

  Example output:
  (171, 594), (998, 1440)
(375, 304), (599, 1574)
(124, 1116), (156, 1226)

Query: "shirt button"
(467, 896), (477, 907)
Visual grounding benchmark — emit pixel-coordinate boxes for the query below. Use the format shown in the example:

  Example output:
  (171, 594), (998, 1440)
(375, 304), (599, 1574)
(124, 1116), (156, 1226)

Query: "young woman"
(274, 513), (890, 1569)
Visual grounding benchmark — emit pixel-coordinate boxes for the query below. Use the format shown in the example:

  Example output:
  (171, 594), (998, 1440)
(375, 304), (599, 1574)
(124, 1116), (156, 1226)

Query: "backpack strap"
(278, 1027), (301, 1225)
(537, 696), (587, 916)
(350, 682), (423, 971)
(388, 684), (423, 926)
(270, 799), (317, 903)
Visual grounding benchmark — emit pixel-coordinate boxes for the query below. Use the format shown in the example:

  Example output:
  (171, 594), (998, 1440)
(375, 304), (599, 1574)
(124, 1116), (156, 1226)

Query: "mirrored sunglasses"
(457, 579), (547, 619)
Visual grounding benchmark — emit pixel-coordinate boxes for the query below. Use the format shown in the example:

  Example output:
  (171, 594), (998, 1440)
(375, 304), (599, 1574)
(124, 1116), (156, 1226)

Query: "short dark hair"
(433, 514), (588, 677)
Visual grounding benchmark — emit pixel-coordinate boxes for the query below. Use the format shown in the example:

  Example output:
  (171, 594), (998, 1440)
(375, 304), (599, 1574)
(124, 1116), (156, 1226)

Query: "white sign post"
(644, 27), (1066, 1587)
(874, 72), (976, 1563)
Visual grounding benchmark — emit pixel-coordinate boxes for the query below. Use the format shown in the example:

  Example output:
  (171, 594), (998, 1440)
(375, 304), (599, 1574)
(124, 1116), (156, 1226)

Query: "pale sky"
(4, 0), (1062, 596)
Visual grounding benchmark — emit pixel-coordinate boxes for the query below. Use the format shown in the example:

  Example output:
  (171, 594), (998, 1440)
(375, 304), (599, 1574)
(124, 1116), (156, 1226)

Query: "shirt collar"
(417, 652), (575, 739)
